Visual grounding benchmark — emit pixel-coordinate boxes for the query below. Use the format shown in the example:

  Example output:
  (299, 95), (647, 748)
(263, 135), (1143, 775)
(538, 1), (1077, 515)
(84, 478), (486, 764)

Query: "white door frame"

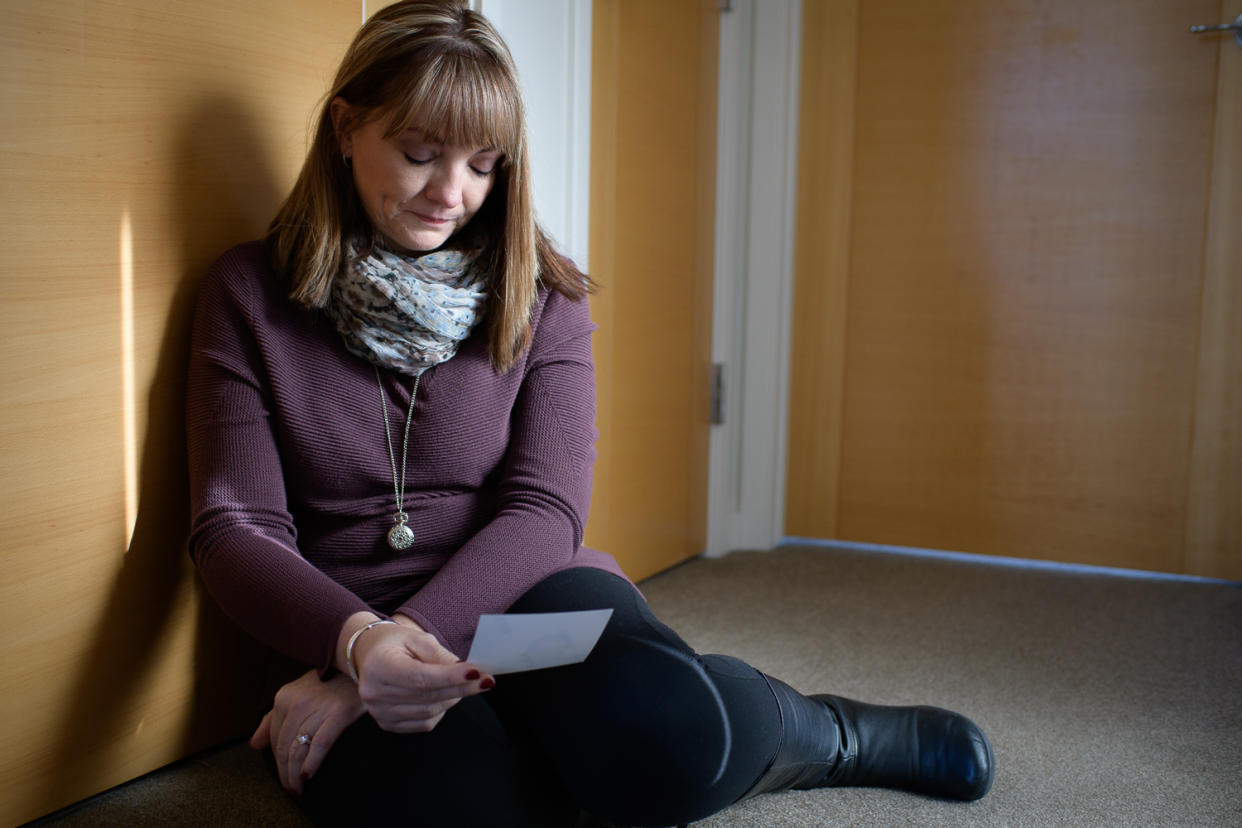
(705, 0), (803, 556)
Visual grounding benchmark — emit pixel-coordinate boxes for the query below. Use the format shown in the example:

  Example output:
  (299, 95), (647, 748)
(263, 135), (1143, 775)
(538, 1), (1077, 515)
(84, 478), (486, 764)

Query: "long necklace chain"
(375, 366), (420, 551)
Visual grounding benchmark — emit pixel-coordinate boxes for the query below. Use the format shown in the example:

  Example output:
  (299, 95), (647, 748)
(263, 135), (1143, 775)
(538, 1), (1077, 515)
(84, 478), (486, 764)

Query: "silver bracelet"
(345, 619), (397, 682)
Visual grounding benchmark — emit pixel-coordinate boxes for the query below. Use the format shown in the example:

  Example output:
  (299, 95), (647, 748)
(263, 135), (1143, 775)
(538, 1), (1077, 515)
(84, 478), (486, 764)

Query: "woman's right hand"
(250, 669), (364, 795)
(342, 612), (494, 733)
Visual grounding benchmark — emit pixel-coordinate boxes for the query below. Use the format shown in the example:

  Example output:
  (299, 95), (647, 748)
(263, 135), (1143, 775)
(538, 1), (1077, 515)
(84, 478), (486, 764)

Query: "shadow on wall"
(36, 95), (288, 814)
(177, 94), (293, 752)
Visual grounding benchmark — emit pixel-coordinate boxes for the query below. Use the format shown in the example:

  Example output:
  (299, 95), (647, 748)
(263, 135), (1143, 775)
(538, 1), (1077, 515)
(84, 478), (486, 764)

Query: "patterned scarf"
(329, 244), (489, 376)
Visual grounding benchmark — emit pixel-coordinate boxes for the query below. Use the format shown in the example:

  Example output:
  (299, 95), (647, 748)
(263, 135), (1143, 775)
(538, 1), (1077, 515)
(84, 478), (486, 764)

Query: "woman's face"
(334, 101), (501, 253)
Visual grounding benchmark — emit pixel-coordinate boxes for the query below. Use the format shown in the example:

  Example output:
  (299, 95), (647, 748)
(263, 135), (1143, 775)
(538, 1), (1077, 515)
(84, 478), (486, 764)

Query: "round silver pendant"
(387, 521), (414, 551)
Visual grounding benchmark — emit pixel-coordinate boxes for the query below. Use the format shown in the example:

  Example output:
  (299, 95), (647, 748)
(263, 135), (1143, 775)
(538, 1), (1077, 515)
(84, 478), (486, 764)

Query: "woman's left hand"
(250, 668), (365, 795)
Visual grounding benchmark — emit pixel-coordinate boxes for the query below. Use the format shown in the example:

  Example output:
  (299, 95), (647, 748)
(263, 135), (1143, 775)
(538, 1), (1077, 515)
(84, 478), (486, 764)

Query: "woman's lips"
(412, 211), (452, 226)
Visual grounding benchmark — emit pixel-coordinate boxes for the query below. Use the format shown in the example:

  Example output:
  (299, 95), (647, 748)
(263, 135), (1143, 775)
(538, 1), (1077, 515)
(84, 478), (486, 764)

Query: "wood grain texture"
(587, 0), (621, 560)
(0, 2), (360, 823)
(788, 0), (1233, 575)
(785, 0), (858, 538)
(1184, 0), (1242, 581)
(585, 0), (718, 580)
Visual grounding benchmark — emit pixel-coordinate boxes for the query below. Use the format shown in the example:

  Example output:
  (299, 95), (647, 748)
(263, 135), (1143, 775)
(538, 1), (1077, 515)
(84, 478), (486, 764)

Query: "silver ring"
(297, 733), (312, 746)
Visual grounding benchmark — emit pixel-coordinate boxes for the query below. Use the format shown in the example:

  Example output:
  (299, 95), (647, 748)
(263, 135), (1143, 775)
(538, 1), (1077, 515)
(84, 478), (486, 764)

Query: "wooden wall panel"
(787, 0), (1238, 577)
(1185, 0), (1242, 582)
(0, 3), (360, 823)
(785, 0), (858, 539)
(586, 0), (718, 580)
(589, 0), (621, 562)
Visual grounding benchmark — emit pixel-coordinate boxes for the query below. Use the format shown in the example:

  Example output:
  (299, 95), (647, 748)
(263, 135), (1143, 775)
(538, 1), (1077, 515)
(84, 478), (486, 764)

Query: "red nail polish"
(465, 669), (480, 681)
(480, 677), (495, 690)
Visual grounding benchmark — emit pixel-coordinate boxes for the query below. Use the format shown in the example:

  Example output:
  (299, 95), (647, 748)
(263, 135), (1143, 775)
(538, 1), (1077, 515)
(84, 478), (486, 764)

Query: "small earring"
(342, 152), (352, 169)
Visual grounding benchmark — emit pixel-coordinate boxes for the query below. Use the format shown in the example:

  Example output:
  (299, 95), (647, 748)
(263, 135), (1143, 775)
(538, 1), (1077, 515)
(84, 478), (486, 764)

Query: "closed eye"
(469, 152), (502, 177)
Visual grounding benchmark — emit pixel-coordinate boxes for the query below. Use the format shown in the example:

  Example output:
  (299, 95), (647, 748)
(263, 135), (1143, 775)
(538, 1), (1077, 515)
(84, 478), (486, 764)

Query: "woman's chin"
(380, 227), (454, 255)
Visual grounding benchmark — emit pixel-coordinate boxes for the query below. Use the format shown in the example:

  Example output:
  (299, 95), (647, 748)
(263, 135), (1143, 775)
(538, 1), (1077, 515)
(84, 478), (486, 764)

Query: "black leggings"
(298, 569), (783, 827)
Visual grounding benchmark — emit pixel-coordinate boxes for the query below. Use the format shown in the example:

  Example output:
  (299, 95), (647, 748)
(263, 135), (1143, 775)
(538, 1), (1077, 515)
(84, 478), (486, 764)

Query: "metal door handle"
(1190, 13), (1242, 48)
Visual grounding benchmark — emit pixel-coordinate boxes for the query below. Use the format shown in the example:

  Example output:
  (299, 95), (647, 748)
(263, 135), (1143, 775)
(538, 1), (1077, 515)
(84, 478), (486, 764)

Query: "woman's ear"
(329, 97), (355, 159)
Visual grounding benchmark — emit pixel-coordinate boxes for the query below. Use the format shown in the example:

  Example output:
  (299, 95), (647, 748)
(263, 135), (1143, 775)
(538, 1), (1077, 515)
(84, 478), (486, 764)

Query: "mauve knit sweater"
(187, 241), (627, 670)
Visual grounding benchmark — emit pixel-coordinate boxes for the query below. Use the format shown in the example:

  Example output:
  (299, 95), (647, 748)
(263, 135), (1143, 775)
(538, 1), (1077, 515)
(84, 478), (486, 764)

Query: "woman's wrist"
(334, 612), (433, 680)
(345, 619), (398, 682)
(334, 611), (382, 675)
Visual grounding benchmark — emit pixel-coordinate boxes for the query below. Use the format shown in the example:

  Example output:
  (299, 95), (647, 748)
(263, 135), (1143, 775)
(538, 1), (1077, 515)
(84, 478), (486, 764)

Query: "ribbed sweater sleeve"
(395, 289), (601, 656)
(186, 247), (371, 671)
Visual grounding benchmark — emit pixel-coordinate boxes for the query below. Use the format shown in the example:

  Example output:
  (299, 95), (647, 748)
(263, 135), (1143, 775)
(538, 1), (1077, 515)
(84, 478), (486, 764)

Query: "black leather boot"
(741, 676), (994, 802)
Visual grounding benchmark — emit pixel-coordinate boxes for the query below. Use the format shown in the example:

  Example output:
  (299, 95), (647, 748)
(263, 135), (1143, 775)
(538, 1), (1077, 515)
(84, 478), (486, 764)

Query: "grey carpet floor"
(644, 545), (1242, 827)
(32, 543), (1242, 827)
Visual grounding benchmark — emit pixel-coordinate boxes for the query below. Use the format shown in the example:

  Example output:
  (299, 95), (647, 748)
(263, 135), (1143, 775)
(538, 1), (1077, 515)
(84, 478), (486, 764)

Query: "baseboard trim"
(778, 536), (1241, 587)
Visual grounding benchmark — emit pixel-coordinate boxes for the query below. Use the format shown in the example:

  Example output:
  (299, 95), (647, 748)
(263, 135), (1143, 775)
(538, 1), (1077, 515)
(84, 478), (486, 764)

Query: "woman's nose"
(423, 163), (464, 208)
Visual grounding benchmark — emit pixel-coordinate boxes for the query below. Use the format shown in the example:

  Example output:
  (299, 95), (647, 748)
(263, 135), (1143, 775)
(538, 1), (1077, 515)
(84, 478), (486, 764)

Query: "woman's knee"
(504, 568), (771, 824)
(519, 635), (734, 825)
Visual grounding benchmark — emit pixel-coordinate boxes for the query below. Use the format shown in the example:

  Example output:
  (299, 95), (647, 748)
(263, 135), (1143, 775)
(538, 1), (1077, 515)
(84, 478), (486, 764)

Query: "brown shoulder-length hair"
(267, 0), (591, 372)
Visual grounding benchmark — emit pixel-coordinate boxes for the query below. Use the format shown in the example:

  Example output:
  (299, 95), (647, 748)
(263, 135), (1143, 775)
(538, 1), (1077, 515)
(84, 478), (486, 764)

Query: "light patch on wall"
(119, 210), (137, 546)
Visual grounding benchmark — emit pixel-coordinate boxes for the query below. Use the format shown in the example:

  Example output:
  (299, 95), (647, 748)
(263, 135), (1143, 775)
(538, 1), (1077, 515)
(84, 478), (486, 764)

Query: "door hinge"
(710, 363), (725, 425)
